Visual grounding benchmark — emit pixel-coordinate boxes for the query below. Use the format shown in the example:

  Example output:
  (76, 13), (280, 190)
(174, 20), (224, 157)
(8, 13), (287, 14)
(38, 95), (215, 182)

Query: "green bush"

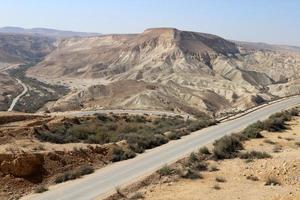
(54, 171), (80, 183)
(262, 109), (298, 132)
(241, 124), (263, 139)
(213, 184), (221, 190)
(246, 175), (259, 181)
(213, 135), (243, 159)
(78, 165), (95, 175)
(188, 152), (198, 163)
(187, 119), (216, 132)
(54, 165), (95, 184)
(199, 146), (210, 155)
(215, 176), (226, 183)
(192, 161), (208, 171)
(238, 151), (272, 159)
(208, 164), (218, 172)
(126, 133), (168, 153)
(265, 177), (281, 186)
(95, 113), (112, 121)
(289, 108), (299, 116)
(86, 132), (111, 144)
(263, 118), (287, 132)
(184, 153), (208, 171)
(34, 185), (48, 193)
(270, 111), (293, 121)
(111, 147), (136, 162)
(129, 192), (144, 200)
(157, 165), (175, 176)
(166, 131), (181, 140)
(34, 114), (217, 163)
(180, 168), (202, 179)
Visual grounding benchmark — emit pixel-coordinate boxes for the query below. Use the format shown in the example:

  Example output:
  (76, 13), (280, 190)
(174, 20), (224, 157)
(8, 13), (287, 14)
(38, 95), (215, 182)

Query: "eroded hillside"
(0, 33), (55, 64)
(27, 28), (300, 116)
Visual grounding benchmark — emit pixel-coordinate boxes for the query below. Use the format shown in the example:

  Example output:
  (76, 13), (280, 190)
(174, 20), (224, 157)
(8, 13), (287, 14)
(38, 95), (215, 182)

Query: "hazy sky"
(1, 0), (300, 46)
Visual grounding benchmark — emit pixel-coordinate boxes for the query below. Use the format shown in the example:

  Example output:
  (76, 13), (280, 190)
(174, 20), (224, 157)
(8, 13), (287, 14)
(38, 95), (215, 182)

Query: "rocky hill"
(0, 26), (101, 38)
(0, 33), (56, 64)
(27, 28), (300, 116)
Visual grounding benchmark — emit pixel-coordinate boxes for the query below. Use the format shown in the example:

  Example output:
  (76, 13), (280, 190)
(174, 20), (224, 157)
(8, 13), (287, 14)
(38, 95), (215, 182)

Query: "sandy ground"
(141, 118), (300, 200)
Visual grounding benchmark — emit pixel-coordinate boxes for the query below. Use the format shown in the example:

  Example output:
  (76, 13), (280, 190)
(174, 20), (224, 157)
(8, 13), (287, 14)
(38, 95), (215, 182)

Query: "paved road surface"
(23, 96), (300, 200)
(8, 78), (28, 111)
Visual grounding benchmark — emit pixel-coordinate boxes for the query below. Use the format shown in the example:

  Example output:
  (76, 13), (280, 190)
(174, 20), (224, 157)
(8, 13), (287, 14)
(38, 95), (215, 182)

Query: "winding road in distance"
(23, 96), (300, 200)
(8, 78), (28, 111)
(0, 64), (28, 112)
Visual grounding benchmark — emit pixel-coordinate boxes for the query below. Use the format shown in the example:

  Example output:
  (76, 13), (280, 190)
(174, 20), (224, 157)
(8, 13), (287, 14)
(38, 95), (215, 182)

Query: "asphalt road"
(8, 78), (28, 111)
(23, 96), (300, 200)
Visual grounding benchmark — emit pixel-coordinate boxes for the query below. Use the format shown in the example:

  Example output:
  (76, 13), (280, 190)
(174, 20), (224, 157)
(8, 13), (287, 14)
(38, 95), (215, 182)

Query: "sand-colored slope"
(27, 28), (300, 115)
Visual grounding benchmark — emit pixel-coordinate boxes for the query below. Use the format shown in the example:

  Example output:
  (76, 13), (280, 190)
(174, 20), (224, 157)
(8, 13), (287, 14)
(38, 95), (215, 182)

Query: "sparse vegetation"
(215, 176), (226, 183)
(186, 119), (216, 132)
(115, 187), (126, 198)
(263, 139), (276, 145)
(241, 122), (264, 139)
(213, 184), (221, 190)
(78, 165), (95, 175)
(180, 168), (202, 179)
(111, 147), (136, 162)
(8, 63), (70, 113)
(157, 165), (175, 176)
(165, 131), (181, 140)
(212, 135), (243, 159)
(284, 137), (294, 141)
(35, 114), (215, 154)
(238, 151), (272, 159)
(265, 177), (281, 186)
(246, 175), (259, 181)
(129, 192), (144, 200)
(103, 108), (299, 199)
(261, 109), (298, 132)
(208, 164), (219, 172)
(34, 185), (48, 193)
(239, 109), (299, 136)
(54, 165), (95, 184)
(199, 146), (210, 155)
(263, 117), (287, 132)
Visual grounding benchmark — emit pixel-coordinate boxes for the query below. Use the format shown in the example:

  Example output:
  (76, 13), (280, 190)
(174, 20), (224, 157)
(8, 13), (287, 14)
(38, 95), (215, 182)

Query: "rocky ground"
(0, 111), (213, 200)
(106, 111), (300, 200)
(0, 113), (128, 199)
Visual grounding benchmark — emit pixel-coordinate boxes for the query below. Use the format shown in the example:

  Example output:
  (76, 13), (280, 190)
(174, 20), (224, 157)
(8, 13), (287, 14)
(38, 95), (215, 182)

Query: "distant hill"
(0, 33), (55, 63)
(0, 26), (101, 38)
(234, 40), (300, 53)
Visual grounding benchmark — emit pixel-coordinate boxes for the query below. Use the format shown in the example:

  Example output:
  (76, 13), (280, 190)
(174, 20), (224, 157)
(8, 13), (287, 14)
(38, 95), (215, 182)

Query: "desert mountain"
(27, 28), (300, 116)
(0, 33), (56, 64)
(0, 27), (101, 38)
(235, 41), (300, 53)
